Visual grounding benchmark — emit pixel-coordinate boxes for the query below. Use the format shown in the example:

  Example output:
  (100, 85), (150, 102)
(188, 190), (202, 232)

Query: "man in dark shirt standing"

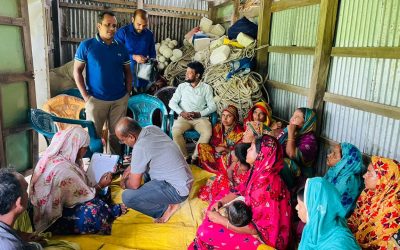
(115, 9), (157, 93)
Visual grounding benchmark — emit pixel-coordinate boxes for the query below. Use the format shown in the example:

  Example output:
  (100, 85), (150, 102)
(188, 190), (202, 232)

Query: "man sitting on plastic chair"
(169, 61), (217, 165)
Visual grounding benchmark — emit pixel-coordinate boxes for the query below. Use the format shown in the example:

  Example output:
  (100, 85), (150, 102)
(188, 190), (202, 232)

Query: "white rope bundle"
(203, 63), (264, 121)
(163, 42), (266, 121)
(164, 44), (195, 85)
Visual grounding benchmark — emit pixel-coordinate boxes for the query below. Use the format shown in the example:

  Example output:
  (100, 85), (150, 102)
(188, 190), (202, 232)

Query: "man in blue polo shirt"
(115, 9), (156, 93)
(74, 11), (132, 155)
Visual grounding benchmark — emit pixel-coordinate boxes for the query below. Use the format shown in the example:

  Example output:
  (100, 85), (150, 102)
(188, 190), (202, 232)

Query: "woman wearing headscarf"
(324, 143), (364, 217)
(296, 177), (360, 249)
(242, 120), (264, 143)
(198, 105), (244, 174)
(190, 135), (291, 250)
(30, 127), (125, 234)
(198, 143), (251, 202)
(277, 108), (318, 189)
(348, 156), (400, 249)
(243, 101), (273, 133)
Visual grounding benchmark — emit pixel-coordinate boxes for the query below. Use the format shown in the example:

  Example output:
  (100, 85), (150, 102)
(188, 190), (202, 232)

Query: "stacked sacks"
(156, 38), (183, 70)
(163, 18), (265, 120)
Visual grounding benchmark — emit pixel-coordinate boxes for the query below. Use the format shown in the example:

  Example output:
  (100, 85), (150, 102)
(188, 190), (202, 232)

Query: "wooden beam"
(208, 2), (217, 22)
(307, 0), (339, 135)
(91, 0), (137, 7)
(232, 0), (240, 25)
(59, 2), (203, 20)
(256, 0), (272, 78)
(319, 135), (339, 147)
(61, 37), (84, 43)
(267, 80), (309, 96)
(268, 46), (315, 55)
(144, 5), (209, 15)
(146, 11), (203, 20)
(20, 0), (38, 167)
(59, 2), (111, 11)
(51, 0), (62, 67)
(331, 47), (400, 59)
(2, 124), (32, 137)
(0, 72), (34, 84)
(324, 92), (400, 120)
(0, 87), (5, 167)
(137, 0), (144, 9)
(0, 16), (25, 26)
(271, 0), (320, 12)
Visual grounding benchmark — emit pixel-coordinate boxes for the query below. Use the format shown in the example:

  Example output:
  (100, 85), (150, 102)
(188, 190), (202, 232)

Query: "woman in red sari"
(190, 135), (292, 250)
(198, 105), (244, 175)
(198, 143), (251, 202)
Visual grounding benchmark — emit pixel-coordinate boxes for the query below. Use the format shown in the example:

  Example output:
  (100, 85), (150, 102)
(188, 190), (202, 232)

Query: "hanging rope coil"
(163, 41), (267, 121)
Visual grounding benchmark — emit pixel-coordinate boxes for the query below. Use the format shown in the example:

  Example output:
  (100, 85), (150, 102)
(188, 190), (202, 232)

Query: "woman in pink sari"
(190, 135), (291, 250)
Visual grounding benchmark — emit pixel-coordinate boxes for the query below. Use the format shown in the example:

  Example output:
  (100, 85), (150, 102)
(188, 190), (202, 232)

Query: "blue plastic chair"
(127, 94), (169, 133)
(168, 111), (219, 139)
(29, 108), (103, 157)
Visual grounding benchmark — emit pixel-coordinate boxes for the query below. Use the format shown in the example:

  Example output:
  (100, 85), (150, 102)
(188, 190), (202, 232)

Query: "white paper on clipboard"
(86, 153), (119, 190)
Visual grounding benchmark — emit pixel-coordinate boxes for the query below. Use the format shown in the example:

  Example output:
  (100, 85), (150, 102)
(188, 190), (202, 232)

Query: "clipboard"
(86, 153), (119, 191)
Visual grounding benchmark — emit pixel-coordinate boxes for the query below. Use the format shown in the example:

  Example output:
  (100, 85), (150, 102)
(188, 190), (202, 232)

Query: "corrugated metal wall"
(318, 0), (400, 174)
(268, 5), (319, 120)
(267, 87), (308, 121)
(270, 5), (319, 47)
(322, 103), (400, 158)
(58, 0), (207, 65)
(335, 0), (400, 47)
(268, 0), (400, 176)
(268, 53), (314, 88)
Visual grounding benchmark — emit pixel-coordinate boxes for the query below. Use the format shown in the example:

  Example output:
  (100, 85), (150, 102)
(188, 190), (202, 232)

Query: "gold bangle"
(287, 138), (295, 142)
(226, 220), (229, 230)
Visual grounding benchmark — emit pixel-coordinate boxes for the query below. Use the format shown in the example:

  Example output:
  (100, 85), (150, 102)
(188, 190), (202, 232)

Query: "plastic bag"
(136, 59), (158, 82)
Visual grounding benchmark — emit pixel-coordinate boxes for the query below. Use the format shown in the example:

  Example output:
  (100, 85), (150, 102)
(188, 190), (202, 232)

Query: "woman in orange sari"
(198, 105), (244, 175)
(348, 156), (400, 249)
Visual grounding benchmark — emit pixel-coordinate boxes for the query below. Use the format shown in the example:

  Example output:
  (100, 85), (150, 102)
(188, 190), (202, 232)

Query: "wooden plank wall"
(0, 0), (37, 171)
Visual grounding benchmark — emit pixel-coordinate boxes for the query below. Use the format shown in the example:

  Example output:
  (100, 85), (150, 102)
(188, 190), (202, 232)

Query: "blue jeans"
(122, 179), (188, 218)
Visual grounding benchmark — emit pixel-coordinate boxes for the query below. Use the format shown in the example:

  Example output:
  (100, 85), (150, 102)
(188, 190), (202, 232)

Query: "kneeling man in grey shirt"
(115, 117), (193, 223)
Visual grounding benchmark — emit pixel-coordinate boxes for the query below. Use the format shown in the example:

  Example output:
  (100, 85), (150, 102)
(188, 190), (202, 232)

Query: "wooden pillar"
(138, 0), (144, 10)
(256, 0), (272, 78)
(21, 0), (38, 166)
(307, 0), (339, 135)
(231, 0), (240, 24)
(0, 0), (36, 168)
(208, 1), (217, 22)
(51, 0), (61, 67)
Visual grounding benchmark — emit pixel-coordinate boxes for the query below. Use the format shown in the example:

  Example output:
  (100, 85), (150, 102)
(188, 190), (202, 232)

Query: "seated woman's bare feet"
(154, 204), (181, 223)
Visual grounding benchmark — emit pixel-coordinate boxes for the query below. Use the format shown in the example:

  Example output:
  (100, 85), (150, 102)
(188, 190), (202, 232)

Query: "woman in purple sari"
(277, 108), (318, 189)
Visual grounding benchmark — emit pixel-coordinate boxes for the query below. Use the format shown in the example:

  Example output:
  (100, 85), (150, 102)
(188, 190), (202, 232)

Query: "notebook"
(86, 153), (119, 191)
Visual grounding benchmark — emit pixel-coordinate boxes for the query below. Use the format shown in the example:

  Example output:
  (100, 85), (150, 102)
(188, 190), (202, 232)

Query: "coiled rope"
(164, 42), (268, 121)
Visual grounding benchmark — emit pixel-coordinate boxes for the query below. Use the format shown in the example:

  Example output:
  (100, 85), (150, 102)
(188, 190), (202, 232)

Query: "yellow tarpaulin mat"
(52, 165), (213, 250)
